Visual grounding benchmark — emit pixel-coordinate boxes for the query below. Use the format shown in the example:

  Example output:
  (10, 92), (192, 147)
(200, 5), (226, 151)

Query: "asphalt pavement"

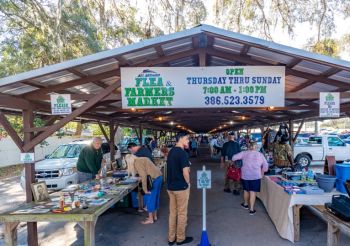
(0, 148), (350, 245)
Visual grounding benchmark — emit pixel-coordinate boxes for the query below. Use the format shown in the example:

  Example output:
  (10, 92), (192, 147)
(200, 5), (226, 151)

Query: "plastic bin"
(336, 179), (347, 194)
(115, 194), (130, 208)
(335, 163), (350, 181)
(316, 174), (337, 192)
(131, 191), (139, 208)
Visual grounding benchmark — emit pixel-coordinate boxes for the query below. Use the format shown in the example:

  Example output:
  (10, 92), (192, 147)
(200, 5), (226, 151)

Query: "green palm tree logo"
(57, 96), (65, 104)
(326, 93), (334, 102)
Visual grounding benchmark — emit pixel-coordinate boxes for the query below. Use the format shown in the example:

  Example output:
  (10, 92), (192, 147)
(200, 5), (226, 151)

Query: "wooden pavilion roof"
(0, 24), (350, 133)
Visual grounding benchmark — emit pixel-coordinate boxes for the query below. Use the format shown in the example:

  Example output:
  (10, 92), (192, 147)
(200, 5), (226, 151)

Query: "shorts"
(241, 179), (261, 192)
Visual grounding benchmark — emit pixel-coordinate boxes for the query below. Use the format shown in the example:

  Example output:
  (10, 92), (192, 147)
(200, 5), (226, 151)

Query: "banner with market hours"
(319, 92), (340, 118)
(121, 66), (285, 109)
(50, 94), (72, 115)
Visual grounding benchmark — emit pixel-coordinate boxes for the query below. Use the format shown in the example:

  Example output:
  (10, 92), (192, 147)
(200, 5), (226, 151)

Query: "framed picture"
(31, 182), (50, 202)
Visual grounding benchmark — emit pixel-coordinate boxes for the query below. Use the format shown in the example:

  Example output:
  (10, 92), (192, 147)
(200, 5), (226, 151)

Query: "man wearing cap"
(127, 142), (154, 162)
(221, 132), (242, 195)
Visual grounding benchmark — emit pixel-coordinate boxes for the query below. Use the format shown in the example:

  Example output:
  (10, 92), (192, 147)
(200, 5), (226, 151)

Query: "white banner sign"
(197, 170), (211, 189)
(320, 92), (340, 118)
(50, 94), (72, 115)
(20, 153), (35, 163)
(121, 66), (285, 108)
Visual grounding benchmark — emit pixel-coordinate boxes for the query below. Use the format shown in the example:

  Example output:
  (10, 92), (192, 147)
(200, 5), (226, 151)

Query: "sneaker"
(168, 240), (175, 245)
(241, 203), (249, 210)
(223, 188), (231, 193)
(177, 237), (194, 245)
(249, 210), (256, 215)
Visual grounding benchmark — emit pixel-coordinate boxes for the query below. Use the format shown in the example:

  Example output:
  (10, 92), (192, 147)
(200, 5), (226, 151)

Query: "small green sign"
(50, 94), (72, 115)
(197, 170), (211, 189)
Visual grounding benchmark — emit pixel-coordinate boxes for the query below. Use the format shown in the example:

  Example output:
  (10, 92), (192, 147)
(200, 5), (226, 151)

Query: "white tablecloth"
(258, 175), (336, 243)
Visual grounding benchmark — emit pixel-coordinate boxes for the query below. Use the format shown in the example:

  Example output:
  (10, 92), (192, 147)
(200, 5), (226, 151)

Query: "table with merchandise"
(258, 173), (338, 243)
(0, 176), (138, 246)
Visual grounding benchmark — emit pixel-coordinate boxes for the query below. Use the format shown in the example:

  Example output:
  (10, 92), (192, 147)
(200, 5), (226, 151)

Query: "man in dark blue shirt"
(166, 132), (193, 245)
(221, 132), (241, 195)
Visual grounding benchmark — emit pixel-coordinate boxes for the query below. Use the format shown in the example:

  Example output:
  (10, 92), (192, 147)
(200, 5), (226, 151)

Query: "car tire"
(295, 154), (311, 168)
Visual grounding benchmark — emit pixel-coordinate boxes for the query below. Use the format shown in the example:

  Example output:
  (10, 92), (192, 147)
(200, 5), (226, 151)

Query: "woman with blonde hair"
(232, 141), (268, 215)
(125, 154), (163, 224)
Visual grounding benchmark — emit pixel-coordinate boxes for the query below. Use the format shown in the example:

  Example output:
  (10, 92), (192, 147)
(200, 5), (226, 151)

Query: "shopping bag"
(227, 166), (241, 181)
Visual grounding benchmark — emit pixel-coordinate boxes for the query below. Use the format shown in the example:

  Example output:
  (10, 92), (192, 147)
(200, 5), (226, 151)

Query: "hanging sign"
(121, 66), (285, 108)
(20, 153), (35, 163)
(197, 170), (211, 189)
(50, 94), (72, 115)
(319, 92), (340, 117)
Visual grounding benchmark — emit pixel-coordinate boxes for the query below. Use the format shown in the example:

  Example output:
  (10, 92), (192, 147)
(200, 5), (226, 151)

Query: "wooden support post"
(109, 122), (118, 165)
(288, 119), (293, 147)
(293, 120), (304, 143)
(139, 125), (143, 145)
(23, 107), (38, 246)
(327, 221), (340, 246)
(293, 205), (302, 242)
(4, 222), (19, 246)
(83, 221), (96, 246)
(97, 121), (110, 142)
(0, 111), (24, 152)
(22, 81), (120, 152)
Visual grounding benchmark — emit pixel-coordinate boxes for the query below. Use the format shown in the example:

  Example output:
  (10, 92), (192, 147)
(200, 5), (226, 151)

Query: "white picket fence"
(0, 136), (85, 167)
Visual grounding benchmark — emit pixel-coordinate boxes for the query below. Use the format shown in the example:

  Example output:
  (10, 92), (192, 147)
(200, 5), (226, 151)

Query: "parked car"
(293, 135), (350, 168)
(20, 140), (120, 190)
(295, 137), (309, 145)
(339, 133), (350, 143)
(343, 137), (350, 145)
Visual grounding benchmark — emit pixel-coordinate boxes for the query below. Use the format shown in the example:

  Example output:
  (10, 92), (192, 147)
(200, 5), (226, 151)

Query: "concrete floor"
(1, 147), (350, 246)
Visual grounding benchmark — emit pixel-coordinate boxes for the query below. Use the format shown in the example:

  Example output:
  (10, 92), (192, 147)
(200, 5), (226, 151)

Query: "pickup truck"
(20, 139), (120, 190)
(294, 135), (350, 167)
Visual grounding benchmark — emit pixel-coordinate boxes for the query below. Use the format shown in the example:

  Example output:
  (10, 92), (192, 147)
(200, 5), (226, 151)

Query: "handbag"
(227, 165), (241, 181)
(146, 175), (153, 191)
(140, 175), (153, 195)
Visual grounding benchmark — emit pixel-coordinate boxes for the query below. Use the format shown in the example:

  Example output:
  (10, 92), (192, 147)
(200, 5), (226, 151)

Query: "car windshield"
(48, 144), (84, 159)
(339, 134), (350, 139)
(251, 133), (262, 142)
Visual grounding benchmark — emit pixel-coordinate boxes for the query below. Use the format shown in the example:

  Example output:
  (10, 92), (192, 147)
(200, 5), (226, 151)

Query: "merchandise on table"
(270, 175), (326, 195)
(315, 174), (337, 192)
(326, 194), (350, 221)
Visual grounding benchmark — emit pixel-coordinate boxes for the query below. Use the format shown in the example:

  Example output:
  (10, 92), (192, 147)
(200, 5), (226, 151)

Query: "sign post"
(197, 165), (211, 246)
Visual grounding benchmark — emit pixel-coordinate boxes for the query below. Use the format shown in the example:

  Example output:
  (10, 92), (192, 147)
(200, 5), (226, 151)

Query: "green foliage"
(0, 0), (349, 80)
(0, 0), (143, 78)
(309, 38), (340, 57)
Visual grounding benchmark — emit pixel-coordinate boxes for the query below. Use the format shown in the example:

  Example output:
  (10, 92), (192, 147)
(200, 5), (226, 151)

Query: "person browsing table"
(77, 137), (106, 183)
(232, 141), (268, 215)
(128, 142), (154, 162)
(125, 154), (163, 225)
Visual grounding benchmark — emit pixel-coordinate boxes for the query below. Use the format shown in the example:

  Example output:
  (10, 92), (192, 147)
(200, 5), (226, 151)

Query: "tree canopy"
(0, 0), (349, 79)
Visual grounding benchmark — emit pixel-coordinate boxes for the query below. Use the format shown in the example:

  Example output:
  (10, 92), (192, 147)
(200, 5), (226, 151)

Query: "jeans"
(144, 176), (163, 213)
(167, 187), (190, 242)
(77, 171), (93, 183)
